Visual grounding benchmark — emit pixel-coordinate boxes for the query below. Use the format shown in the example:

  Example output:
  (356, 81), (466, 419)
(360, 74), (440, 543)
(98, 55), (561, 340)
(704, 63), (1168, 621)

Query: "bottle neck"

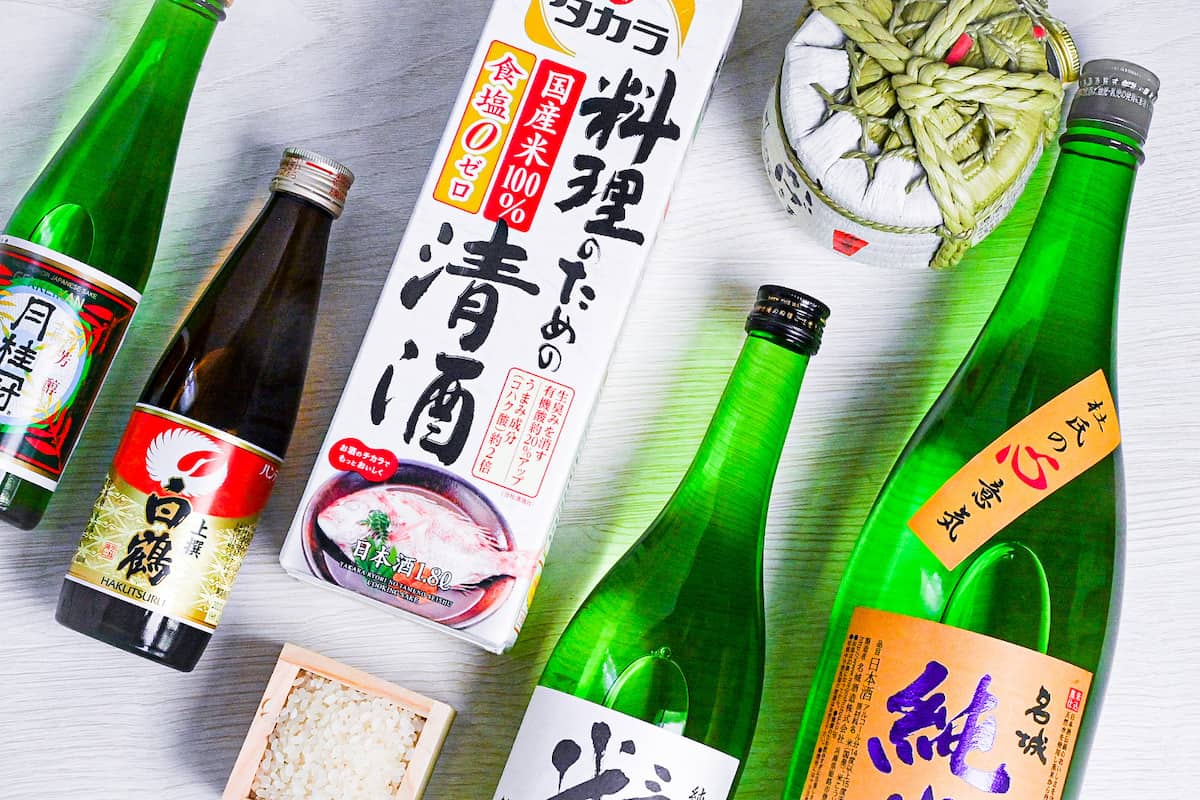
(1029, 121), (1139, 297)
(973, 122), (1141, 380)
(3, 0), (221, 273)
(141, 190), (333, 454)
(118, 0), (222, 74)
(668, 332), (810, 522)
(1030, 121), (1141, 270)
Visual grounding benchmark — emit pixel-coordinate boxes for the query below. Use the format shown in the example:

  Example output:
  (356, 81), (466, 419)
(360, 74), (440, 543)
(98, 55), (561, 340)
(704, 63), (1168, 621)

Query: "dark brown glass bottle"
(56, 148), (353, 671)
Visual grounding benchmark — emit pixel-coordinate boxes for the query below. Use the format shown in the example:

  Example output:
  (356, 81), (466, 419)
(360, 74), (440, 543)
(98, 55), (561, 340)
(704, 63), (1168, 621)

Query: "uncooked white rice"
(251, 671), (425, 800)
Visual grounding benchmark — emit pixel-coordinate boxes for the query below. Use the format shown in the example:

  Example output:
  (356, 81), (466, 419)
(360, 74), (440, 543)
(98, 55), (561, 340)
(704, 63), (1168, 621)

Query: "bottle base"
(56, 579), (211, 672)
(0, 472), (52, 530)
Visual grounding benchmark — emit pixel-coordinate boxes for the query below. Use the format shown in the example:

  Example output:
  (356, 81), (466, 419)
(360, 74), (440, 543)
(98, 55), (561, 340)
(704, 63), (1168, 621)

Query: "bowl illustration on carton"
(300, 461), (533, 629)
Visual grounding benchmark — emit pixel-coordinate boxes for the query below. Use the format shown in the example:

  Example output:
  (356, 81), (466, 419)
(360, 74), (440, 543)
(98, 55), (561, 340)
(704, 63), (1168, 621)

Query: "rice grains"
(250, 671), (425, 800)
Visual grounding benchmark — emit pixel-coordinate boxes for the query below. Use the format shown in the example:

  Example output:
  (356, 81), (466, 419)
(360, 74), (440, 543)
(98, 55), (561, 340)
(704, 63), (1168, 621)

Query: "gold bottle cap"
(1035, 16), (1081, 84)
(271, 149), (355, 219)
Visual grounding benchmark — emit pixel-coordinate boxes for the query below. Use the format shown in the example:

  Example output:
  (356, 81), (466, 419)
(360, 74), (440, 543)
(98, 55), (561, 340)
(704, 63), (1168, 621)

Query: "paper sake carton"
(280, 0), (743, 653)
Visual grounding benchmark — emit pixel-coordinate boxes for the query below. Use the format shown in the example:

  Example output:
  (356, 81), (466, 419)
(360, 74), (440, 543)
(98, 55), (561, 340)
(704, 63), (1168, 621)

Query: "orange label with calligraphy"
(434, 41), (538, 214)
(802, 608), (1092, 800)
(909, 370), (1120, 571)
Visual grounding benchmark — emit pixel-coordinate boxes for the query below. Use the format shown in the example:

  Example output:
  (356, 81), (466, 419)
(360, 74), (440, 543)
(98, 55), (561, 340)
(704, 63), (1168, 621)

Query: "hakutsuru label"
(909, 370), (1121, 571)
(493, 686), (739, 800)
(802, 608), (1093, 800)
(0, 235), (140, 490)
(66, 405), (281, 631)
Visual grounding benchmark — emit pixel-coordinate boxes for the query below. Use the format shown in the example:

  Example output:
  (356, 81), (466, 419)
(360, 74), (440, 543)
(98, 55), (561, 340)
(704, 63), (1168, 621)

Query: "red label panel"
(483, 60), (587, 232)
(113, 406), (280, 520)
(329, 437), (400, 482)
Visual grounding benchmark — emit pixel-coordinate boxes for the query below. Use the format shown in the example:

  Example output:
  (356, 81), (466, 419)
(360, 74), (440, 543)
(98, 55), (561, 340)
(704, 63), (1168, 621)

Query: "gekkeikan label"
(66, 405), (281, 630)
(493, 686), (739, 800)
(0, 236), (140, 490)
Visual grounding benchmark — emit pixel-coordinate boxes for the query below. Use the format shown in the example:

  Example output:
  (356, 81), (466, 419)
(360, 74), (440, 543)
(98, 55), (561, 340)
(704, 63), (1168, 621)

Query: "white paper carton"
(280, 0), (742, 653)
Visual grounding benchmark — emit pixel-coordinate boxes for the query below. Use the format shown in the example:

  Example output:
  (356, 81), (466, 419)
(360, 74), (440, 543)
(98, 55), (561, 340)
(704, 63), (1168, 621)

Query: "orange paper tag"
(434, 41), (538, 214)
(802, 608), (1093, 800)
(909, 370), (1120, 571)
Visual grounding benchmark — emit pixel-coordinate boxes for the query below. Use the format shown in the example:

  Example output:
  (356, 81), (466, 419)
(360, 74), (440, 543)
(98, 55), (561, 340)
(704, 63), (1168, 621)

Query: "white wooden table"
(1, 1), (1196, 798)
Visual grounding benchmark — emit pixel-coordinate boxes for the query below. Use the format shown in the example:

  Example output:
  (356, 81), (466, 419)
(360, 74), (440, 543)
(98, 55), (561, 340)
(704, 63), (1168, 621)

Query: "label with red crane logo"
(0, 236), (141, 490)
(66, 405), (282, 631)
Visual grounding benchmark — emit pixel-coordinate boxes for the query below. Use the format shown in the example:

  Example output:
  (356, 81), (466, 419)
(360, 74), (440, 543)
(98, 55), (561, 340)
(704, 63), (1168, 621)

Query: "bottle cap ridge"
(1068, 59), (1159, 145)
(272, 148), (355, 218)
(746, 285), (831, 357)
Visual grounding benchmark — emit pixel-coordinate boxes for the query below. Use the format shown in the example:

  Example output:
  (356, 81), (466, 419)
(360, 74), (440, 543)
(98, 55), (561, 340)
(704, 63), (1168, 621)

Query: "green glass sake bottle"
(783, 60), (1158, 800)
(0, 0), (229, 529)
(493, 286), (831, 800)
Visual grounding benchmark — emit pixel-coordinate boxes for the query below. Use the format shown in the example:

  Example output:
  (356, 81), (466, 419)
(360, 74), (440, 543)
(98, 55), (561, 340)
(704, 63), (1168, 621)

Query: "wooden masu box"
(223, 643), (456, 800)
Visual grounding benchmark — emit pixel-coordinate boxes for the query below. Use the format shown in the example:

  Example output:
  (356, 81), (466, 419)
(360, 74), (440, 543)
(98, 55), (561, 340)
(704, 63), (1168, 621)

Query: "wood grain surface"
(0, 1), (1196, 798)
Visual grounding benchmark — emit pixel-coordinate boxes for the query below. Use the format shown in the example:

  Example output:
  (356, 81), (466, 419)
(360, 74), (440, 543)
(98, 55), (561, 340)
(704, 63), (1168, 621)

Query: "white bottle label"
(493, 686), (739, 800)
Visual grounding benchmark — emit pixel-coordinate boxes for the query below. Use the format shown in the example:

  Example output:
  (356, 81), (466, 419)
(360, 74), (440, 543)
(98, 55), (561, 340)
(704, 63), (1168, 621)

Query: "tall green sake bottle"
(0, 0), (229, 529)
(493, 286), (831, 800)
(784, 60), (1158, 800)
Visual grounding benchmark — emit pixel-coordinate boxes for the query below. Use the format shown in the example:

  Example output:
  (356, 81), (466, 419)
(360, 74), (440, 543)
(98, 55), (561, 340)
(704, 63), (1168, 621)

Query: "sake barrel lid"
(766, 0), (1074, 270)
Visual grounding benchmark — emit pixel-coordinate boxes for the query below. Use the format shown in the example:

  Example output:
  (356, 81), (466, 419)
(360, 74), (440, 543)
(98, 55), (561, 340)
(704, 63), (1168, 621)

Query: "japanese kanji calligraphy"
(0, 237), (138, 489)
(67, 405), (280, 631)
(493, 688), (738, 800)
(909, 371), (1121, 571)
(280, 1), (742, 653)
(801, 609), (1093, 800)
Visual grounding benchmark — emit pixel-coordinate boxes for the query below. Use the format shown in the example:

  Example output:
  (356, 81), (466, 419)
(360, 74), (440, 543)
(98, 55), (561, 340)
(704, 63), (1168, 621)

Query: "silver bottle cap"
(1068, 60), (1160, 145)
(271, 148), (355, 218)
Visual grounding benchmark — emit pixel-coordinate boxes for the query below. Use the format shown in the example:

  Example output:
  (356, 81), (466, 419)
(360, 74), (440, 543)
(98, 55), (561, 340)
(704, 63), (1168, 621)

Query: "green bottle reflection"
(783, 60), (1159, 800)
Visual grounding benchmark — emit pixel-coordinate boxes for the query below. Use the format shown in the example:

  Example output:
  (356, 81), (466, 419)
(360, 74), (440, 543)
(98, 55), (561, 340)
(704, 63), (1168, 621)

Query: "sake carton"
(280, 0), (742, 653)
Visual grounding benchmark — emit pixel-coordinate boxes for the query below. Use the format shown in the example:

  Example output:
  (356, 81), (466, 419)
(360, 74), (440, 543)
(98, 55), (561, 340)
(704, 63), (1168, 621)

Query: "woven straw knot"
(809, 0), (1065, 269)
(894, 56), (954, 113)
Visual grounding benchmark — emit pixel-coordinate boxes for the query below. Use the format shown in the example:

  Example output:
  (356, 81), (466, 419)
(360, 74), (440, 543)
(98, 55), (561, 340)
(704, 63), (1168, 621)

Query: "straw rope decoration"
(806, 0), (1064, 269)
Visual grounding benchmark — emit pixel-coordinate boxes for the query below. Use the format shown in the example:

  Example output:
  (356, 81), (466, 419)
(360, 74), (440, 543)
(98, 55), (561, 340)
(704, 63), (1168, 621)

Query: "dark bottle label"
(66, 405), (282, 631)
(0, 236), (141, 490)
